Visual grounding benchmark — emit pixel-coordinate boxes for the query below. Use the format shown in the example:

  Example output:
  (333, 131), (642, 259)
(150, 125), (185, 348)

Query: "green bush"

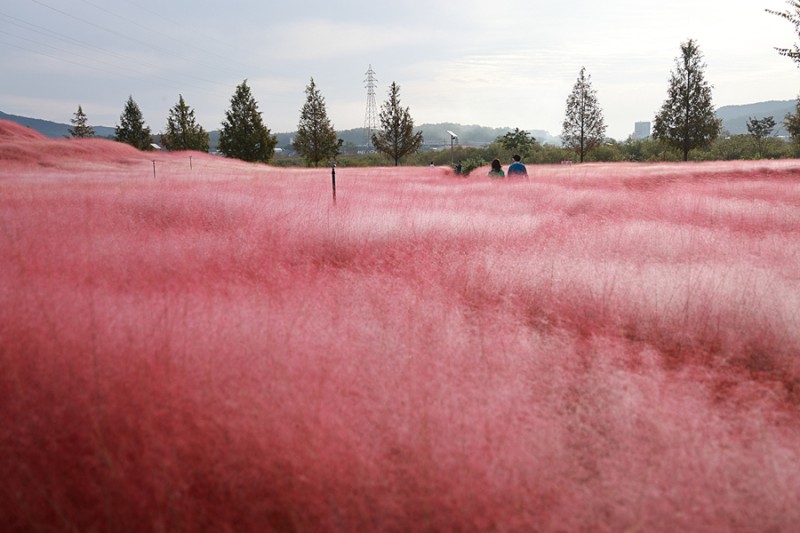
(457, 157), (487, 176)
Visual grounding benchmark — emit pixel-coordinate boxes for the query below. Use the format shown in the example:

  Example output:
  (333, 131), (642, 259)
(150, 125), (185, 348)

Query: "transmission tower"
(363, 65), (378, 146)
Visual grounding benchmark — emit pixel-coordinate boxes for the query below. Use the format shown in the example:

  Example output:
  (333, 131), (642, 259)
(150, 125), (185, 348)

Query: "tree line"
(68, 3), (800, 167)
(69, 78), (424, 167)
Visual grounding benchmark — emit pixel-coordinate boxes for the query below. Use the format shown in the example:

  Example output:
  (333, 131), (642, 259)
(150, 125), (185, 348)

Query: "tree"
(766, 1), (800, 64)
(161, 95), (209, 152)
(371, 82), (424, 165)
(767, 3), (800, 148)
(68, 105), (94, 138)
(561, 67), (607, 163)
(218, 80), (277, 163)
(496, 128), (537, 159)
(784, 97), (800, 143)
(653, 39), (721, 161)
(115, 96), (152, 150)
(746, 116), (776, 158)
(293, 78), (340, 167)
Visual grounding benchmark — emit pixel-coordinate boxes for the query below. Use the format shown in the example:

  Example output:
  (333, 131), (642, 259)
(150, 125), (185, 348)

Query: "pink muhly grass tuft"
(1, 129), (800, 531)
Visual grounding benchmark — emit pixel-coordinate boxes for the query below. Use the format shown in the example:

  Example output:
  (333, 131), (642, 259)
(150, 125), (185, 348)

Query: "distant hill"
(0, 111), (115, 138)
(715, 100), (795, 136)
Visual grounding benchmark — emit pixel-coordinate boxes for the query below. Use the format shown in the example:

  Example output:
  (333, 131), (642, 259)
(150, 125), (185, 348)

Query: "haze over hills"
(2, 100), (796, 149)
(713, 100), (795, 136)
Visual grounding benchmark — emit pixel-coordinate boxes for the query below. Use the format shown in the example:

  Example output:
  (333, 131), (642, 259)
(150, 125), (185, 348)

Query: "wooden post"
(331, 163), (336, 205)
(152, 160), (156, 178)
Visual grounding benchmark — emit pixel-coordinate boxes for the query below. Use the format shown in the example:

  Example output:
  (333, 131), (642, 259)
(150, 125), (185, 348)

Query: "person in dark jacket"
(507, 154), (528, 177)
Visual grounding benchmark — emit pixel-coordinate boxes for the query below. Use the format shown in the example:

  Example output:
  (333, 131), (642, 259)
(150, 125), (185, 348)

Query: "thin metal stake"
(331, 163), (336, 205)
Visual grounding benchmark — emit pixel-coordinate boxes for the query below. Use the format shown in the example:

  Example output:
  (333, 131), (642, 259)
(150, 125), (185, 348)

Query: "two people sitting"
(488, 154), (528, 178)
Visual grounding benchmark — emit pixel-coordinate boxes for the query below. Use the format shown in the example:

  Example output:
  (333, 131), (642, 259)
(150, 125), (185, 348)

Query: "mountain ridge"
(713, 100), (795, 136)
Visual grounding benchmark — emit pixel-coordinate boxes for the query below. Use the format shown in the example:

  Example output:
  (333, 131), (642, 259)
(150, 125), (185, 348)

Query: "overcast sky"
(2, 0), (800, 140)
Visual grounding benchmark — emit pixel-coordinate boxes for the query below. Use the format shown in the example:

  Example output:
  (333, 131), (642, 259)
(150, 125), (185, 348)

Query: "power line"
(0, 12), (158, 74)
(113, 0), (255, 74)
(0, 27), (229, 100)
(1, 1), (289, 126)
(0, 30), (228, 104)
(22, 0), (243, 88)
(73, 0), (250, 79)
(29, 0), (164, 55)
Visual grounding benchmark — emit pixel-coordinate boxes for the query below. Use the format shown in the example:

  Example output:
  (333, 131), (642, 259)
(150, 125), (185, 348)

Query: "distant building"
(632, 121), (651, 140)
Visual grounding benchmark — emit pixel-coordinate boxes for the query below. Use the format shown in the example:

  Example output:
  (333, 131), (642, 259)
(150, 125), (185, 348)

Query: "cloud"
(266, 19), (417, 61)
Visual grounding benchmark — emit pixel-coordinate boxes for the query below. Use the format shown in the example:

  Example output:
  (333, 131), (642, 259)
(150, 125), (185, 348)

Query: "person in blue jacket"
(507, 154), (528, 177)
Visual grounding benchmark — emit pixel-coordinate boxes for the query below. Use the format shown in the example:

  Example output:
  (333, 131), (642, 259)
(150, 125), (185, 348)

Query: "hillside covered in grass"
(1, 119), (799, 531)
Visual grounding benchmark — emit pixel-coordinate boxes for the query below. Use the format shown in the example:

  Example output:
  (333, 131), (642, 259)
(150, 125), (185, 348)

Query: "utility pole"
(448, 130), (458, 165)
(364, 65), (378, 149)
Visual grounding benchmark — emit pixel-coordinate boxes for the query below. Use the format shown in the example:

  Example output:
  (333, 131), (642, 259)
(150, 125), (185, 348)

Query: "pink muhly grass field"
(1, 120), (799, 531)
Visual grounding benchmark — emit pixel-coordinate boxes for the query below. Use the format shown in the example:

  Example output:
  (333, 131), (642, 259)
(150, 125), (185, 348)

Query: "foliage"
(784, 97), (800, 143)
(114, 96), (152, 150)
(219, 80), (277, 163)
(562, 67), (607, 162)
(653, 39), (721, 161)
(707, 134), (751, 160)
(372, 82), (424, 166)
(747, 116), (776, 158)
(527, 143), (571, 164)
(68, 105), (94, 138)
(495, 128), (537, 159)
(746, 116), (776, 139)
(708, 133), (790, 161)
(290, 133), (796, 166)
(617, 137), (673, 162)
(584, 141), (626, 162)
(294, 78), (341, 167)
(457, 157), (487, 176)
(766, 1), (800, 64)
(161, 95), (209, 152)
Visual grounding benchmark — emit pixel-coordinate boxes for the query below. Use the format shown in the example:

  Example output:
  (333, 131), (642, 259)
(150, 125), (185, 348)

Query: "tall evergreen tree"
(68, 105), (94, 138)
(561, 67), (606, 163)
(161, 95), (209, 152)
(293, 78), (340, 167)
(371, 82), (423, 166)
(115, 96), (153, 150)
(653, 39), (721, 161)
(218, 80), (277, 163)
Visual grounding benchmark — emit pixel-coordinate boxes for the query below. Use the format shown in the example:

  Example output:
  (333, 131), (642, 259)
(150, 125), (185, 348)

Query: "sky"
(2, 0), (800, 141)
